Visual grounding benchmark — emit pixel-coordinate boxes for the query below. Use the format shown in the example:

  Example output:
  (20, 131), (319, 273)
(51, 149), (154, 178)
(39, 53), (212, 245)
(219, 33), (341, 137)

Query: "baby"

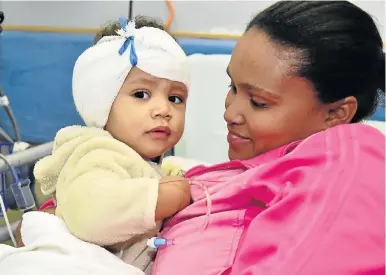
(0, 16), (190, 275)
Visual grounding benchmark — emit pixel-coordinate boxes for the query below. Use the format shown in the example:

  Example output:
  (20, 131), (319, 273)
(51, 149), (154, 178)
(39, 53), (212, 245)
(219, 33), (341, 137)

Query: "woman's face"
(224, 29), (329, 160)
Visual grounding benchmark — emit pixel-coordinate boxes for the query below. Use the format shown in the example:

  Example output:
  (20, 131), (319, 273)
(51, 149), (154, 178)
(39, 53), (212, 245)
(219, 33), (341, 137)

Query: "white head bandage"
(72, 18), (190, 128)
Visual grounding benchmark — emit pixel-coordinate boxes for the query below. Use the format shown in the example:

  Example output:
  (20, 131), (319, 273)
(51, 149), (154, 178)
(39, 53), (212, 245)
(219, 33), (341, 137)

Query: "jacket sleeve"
(35, 126), (162, 246)
(57, 161), (159, 246)
(56, 135), (162, 245)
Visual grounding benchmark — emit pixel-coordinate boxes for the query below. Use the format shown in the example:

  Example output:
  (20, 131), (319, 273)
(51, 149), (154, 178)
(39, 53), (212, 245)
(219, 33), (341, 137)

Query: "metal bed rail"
(0, 142), (53, 243)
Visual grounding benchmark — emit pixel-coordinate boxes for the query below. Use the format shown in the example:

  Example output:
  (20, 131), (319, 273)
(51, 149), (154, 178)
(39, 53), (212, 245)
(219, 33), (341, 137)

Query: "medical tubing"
(0, 87), (21, 142)
(0, 153), (19, 246)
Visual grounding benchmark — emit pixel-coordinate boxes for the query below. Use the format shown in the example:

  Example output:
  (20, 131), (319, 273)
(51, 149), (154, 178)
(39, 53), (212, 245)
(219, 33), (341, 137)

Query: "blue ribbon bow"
(117, 17), (138, 66)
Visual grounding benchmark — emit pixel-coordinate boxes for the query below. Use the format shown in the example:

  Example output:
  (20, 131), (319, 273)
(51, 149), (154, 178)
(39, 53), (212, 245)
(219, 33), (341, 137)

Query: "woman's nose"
(224, 101), (244, 125)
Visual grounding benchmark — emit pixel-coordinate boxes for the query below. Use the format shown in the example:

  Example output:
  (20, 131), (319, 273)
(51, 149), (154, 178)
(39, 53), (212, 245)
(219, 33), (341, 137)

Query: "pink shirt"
(153, 123), (385, 275)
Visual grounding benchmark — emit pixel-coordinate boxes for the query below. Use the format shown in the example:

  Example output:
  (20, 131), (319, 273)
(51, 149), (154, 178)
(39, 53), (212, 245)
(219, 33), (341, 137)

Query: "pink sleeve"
(230, 125), (385, 275)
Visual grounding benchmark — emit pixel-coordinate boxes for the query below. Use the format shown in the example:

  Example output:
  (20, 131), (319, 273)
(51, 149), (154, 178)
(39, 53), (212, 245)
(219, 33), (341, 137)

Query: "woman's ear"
(324, 96), (358, 127)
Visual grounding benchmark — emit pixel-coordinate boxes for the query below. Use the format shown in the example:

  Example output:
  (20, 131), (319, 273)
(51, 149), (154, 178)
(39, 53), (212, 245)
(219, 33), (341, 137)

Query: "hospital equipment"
(0, 11), (42, 245)
(0, 142), (53, 245)
(147, 237), (169, 249)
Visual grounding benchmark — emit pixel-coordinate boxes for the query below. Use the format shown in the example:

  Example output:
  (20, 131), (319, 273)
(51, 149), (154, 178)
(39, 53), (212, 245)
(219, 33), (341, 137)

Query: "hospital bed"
(0, 32), (384, 244)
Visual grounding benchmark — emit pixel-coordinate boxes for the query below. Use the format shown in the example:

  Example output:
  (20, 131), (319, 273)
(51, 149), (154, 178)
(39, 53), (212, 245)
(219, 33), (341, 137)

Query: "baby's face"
(105, 67), (188, 160)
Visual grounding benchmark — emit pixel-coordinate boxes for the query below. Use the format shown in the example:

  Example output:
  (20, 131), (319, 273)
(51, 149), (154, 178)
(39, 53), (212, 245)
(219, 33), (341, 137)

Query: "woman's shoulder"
(311, 122), (384, 142)
(302, 122), (384, 155)
(280, 123), (385, 172)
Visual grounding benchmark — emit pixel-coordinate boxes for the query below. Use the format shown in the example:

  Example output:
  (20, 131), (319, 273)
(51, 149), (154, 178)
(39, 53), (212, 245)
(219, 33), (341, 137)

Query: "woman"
(152, 1), (385, 275)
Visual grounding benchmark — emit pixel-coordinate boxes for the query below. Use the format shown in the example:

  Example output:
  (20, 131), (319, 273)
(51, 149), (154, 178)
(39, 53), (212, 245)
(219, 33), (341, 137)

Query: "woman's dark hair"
(246, 1), (385, 122)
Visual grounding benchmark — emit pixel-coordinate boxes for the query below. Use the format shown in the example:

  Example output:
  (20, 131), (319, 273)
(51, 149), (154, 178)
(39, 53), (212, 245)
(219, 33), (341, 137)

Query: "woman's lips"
(227, 131), (251, 146)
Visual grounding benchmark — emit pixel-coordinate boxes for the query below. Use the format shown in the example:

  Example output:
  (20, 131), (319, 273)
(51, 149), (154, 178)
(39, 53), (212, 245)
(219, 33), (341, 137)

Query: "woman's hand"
(155, 176), (191, 221)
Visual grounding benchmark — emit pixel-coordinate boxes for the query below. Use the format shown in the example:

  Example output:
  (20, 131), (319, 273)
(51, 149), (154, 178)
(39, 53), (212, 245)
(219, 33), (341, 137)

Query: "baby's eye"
(169, 96), (184, 104)
(133, 91), (150, 99)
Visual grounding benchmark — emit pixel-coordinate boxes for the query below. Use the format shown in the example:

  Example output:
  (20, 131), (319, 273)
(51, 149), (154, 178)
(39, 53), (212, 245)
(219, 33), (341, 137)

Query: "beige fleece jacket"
(34, 125), (162, 246)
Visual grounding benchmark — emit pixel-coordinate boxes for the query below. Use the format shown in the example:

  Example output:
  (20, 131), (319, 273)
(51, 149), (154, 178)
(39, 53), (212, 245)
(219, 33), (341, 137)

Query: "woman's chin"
(228, 147), (255, 161)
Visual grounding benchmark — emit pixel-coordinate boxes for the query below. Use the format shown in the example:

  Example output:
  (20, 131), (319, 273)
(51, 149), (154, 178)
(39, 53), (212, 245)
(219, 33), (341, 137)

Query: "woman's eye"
(169, 96), (184, 104)
(228, 83), (237, 94)
(250, 99), (268, 109)
(133, 91), (150, 99)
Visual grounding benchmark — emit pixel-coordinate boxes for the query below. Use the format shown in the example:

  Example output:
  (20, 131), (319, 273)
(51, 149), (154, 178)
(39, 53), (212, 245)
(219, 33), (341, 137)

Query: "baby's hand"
(155, 176), (191, 220)
(161, 160), (185, 177)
